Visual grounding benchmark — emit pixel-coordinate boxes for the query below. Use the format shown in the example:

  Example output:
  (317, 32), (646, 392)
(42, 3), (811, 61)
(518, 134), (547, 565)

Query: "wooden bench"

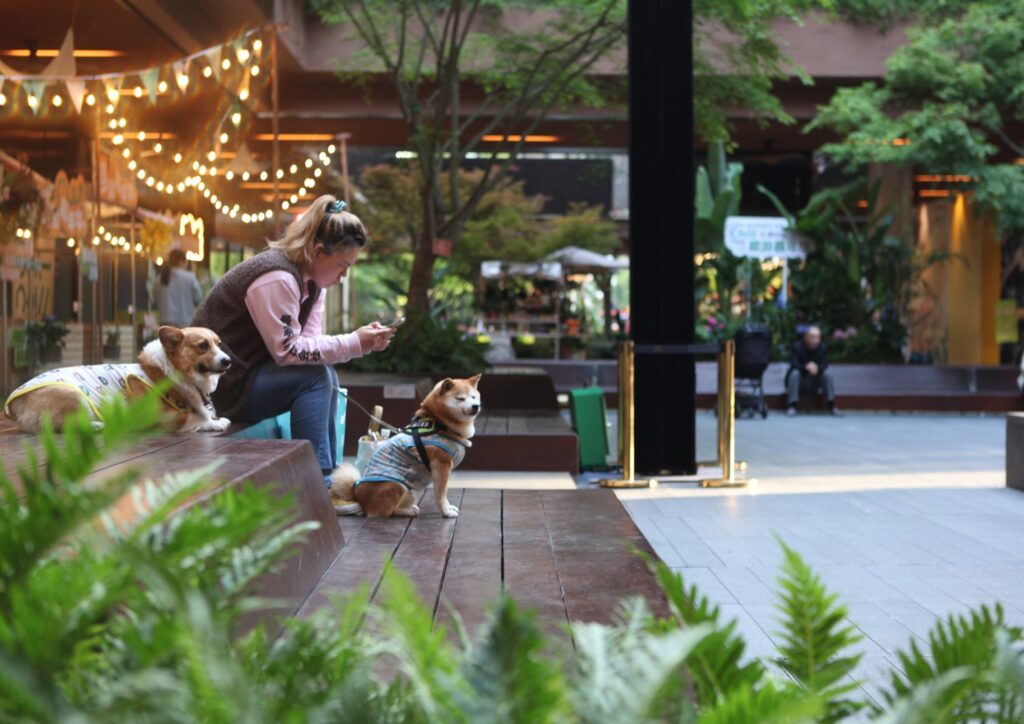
(295, 487), (669, 640)
(2, 418), (667, 643)
(1007, 413), (1024, 492)
(697, 361), (1024, 413)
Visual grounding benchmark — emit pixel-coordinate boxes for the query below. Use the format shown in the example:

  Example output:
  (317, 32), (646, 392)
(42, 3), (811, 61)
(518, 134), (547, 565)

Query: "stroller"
(733, 323), (772, 419)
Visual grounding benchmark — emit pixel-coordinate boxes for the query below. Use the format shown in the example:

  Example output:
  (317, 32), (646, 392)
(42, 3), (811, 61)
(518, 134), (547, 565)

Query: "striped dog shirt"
(356, 432), (467, 491)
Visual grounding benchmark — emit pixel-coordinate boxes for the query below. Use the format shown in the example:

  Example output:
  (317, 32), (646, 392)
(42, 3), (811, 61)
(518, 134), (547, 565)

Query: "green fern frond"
(458, 594), (568, 723)
(772, 540), (865, 721)
(696, 679), (821, 724)
(372, 563), (466, 722)
(652, 561), (764, 706)
(879, 603), (1024, 721)
(871, 667), (975, 724)
(571, 595), (713, 724)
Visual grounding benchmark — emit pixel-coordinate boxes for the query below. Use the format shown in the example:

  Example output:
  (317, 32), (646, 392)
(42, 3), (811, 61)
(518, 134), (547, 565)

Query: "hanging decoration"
(65, 78), (86, 114)
(139, 67), (160, 104)
(20, 80), (46, 115)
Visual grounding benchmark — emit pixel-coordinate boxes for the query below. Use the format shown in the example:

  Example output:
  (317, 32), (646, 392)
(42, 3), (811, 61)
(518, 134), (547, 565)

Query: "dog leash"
(336, 388), (403, 435)
(336, 388), (448, 473)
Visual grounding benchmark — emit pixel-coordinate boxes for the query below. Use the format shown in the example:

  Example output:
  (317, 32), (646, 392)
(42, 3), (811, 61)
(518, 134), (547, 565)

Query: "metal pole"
(271, 30), (281, 238)
(92, 135), (101, 364)
(701, 340), (754, 488)
(599, 340), (657, 488)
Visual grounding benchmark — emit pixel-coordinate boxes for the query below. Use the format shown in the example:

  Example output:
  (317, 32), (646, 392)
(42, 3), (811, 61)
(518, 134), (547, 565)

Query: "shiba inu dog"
(4, 326), (232, 433)
(330, 374), (482, 518)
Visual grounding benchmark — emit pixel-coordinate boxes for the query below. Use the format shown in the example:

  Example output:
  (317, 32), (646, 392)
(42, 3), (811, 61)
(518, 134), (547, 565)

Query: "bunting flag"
(173, 58), (190, 92)
(102, 75), (123, 107)
(65, 78), (86, 113)
(139, 67), (160, 104)
(207, 46), (222, 80)
(41, 28), (76, 79)
(21, 79), (46, 114)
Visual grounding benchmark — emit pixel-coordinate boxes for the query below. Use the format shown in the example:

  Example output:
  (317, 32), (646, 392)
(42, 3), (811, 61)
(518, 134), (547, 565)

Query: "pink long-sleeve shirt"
(245, 270), (364, 365)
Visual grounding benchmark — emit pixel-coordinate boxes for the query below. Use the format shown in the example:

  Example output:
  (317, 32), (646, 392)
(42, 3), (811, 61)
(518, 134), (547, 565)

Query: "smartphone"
(384, 316), (406, 329)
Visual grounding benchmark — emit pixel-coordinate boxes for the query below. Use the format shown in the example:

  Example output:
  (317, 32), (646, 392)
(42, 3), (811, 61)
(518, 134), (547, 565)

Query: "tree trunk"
(407, 183), (437, 317)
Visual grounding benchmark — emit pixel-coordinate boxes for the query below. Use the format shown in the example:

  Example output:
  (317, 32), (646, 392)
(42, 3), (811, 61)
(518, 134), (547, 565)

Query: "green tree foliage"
(311, 0), (627, 316)
(5, 391), (1024, 720)
(810, 0), (1024, 237)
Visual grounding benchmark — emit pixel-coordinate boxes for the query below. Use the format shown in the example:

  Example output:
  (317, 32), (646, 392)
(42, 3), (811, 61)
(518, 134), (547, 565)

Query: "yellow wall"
(945, 194), (1000, 365)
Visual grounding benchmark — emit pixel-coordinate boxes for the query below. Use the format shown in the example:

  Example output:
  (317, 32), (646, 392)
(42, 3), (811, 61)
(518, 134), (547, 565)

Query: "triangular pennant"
(0, 58), (20, 77)
(65, 78), (86, 113)
(41, 28), (76, 78)
(173, 58), (190, 92)
(22, 79), (46, 115)
(207, 46), (222, 80)
(102, 75), (122, 107)
(140, 67), (160, 104)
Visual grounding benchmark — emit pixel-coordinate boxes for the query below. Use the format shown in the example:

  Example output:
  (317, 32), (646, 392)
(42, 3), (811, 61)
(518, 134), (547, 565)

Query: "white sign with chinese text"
(724, 216), (807, 259)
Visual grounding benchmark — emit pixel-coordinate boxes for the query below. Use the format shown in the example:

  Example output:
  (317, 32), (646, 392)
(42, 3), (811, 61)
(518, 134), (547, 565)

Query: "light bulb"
(135, 243), (142, 252)
(207, 150), (217, 162)
(289, 163), (297, 174)
(282, 200), (290, 210)
(328, 144), (337, 154)
(210, 167), (217, 176)
(202, 65), (212, 78)
(104, 232), (112, 240)
(239, 88), (249, 101)
(221, 58), (231, 70)
(112, 134), (124, 145)
(52, 93), (62, 107)
(199, 165), (208, 175)
(108, 119), (118, 129)
(237, 48), (250, 63)
(153, 142), (162, 153)
(156, 181), (165, 191)
(27, 95), (38, 110)
(0, 92), (6, 106)
(276, 169), (284, 179)
(121, 149), (130, 159)
(242, 214), (251, 223)
(314, 168), (322, 178)
(133, 86), (143, 98)
(225, 170), (234, 180)
(156, 257), (163, 266)
(177, 73), (189, 89)
(105, 103), (115, 114)
(136, 131), (145, 141)
(118, 117), (126, 127)
(173, 152), (182, 163)
(242, 171), (250, 181)
(176, 182), (185, 192)
(85, 93), (95, 106)
(219, 132), (228, 144)
(158, 80), (168, 93)
(92, 236), (100, 246)
(304, 158), (313, 168)
(251, 65), (260, 77)
(253, 39), (263, 52)
(98, 225), (106, 234)
(67, 238), (75, 248)
(231, 111), (241, 126)
(260, 171), (268, 181)
(136, 169), (145, 180)
(289, 194), (298, 204)
(106, 88), (119, 103)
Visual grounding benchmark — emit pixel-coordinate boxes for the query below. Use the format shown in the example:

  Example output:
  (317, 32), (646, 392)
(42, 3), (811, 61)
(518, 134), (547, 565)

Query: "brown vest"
(191, 249), (318, 419)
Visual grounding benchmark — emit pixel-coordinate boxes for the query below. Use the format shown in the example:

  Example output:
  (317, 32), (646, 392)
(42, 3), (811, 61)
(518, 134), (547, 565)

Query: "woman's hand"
(356, 322), (395, 353)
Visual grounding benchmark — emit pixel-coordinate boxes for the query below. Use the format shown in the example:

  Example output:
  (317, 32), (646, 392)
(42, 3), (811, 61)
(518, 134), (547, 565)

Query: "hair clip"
(326, 199), (347, 214)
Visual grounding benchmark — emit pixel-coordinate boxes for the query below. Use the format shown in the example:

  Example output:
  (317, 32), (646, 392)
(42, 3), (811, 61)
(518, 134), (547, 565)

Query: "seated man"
(786, 325), (842, 416)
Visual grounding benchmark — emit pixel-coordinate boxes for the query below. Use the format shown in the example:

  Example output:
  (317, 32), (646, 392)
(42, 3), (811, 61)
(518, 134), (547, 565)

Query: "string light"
(27, 95), (38, 111)
(219, 132), (229, 144)
(202, 65), (213, 78)
(52, 93), (63, 107)
(153, 142), (163, 153)
(67, 238), (75, 247)
(0, 92), (6, 106)
(221, 58), (232, 71)
(253, 39), (263, 52)
(158, 80), (168, 93)
(133, 86), (143, 98)
(251, 65), (260, 77)
(85, 93), (95, 106)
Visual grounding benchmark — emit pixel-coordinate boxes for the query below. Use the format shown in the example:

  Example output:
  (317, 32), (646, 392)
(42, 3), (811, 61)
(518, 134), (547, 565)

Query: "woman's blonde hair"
(267, 194), (368, 268)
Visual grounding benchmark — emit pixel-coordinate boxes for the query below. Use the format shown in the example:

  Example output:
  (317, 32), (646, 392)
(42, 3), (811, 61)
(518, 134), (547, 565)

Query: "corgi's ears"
(467, 374), (482, 388)
(440, 378), (455, 393)
(158, 326), (184, 349)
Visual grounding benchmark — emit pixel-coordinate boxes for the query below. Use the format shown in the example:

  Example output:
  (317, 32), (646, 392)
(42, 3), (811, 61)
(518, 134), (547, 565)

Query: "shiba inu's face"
(158, 326), (232, 387)
(434, 374), (482, 421)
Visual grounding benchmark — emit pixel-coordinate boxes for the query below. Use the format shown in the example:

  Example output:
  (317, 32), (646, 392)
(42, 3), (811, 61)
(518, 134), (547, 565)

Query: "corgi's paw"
(334, 501), (363, 516)
(197, 417), (230, 432)
(440, 501), (460, 518)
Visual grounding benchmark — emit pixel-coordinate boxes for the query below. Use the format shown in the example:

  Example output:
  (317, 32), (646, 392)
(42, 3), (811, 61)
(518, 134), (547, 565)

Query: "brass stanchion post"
(701, 339), (754, 488)
(698, 342), (748, 473)
(599, 340), (657, 489)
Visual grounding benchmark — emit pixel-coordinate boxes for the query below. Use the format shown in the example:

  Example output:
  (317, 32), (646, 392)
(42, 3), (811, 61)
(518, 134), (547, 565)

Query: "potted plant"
(39, 316), (68, 364)
(22, 322), (44, 369)
(103, 328), (121, 360)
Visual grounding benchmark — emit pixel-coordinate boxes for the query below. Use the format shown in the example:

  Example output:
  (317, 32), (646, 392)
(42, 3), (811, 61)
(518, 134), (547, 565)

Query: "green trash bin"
(569, 386), (610, 470)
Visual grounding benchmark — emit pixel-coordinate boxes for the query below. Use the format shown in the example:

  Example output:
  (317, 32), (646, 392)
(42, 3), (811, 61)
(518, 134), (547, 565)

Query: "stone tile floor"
(604, 410), (1017, 708)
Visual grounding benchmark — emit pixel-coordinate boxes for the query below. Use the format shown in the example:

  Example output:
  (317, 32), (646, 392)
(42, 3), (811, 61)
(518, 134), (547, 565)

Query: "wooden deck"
(296, 487), (669, 641)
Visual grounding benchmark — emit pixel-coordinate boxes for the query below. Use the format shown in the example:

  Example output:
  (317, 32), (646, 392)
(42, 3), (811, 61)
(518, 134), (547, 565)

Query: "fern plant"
(2, 387), (1024, 722)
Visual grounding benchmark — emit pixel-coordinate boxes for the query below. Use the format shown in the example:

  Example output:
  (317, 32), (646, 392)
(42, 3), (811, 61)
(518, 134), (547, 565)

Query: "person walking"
(191, 194), (394, 490)
(156, 248), (203, 328)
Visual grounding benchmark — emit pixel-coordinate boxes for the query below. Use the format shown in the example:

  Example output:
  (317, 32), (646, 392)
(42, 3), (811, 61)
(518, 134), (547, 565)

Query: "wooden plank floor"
(296, 488), (670, 644)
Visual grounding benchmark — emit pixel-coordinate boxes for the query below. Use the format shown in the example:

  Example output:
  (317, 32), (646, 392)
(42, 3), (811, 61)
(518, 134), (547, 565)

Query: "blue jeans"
(235, 363), (339, 486)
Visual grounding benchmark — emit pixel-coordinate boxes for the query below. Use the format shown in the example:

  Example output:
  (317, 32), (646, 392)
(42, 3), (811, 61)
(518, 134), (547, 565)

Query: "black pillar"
(628, 0), (696, 475)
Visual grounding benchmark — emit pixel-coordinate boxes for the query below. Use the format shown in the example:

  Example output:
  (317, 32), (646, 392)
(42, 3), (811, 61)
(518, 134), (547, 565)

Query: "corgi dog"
(330, 374), (482, 518)
(4, 326), (232, 433)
